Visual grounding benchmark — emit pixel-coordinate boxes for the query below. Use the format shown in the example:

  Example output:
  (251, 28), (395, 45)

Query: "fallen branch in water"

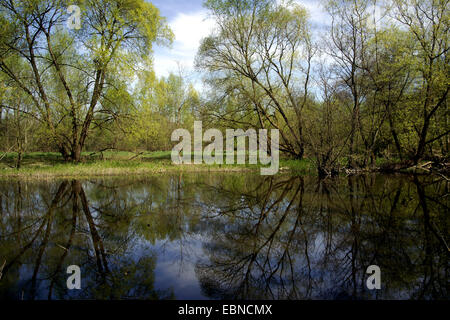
(56, 244), (68, 251)
(408, 161), (433, 172)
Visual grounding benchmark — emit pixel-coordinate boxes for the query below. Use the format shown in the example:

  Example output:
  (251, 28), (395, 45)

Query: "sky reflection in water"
(0, 173), (448, 300)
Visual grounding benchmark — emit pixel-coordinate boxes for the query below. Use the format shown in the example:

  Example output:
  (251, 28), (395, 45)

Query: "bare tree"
(197, 0), (315, 159)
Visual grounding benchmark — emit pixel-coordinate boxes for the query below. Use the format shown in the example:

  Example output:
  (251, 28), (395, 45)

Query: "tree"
(393, 0), (449, 164)
(197, 0), (315, 159)
(122, 70), (199, 152)
(362, 26), (415, 161)
(303, 65), (352, 176)
(325, 0), (375, 167)
(324, 0), (448, 166)
(0, 66), (37, 168)
(0, 0), (173, 161)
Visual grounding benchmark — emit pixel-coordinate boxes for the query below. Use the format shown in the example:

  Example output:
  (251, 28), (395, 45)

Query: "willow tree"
(0, 0), (172, 161)
(122, 71), (200, 152)
(393, 0), (449, 164)
(197, 0), (315, 159)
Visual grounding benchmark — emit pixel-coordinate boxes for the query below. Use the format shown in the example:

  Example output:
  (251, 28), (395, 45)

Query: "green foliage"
(1, 0), (448, 172)
(0, 0), (173, 162)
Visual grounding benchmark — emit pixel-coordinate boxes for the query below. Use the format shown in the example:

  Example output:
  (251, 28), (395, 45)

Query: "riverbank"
(0, 151), (313, 179)
(0, 151), (447, 179)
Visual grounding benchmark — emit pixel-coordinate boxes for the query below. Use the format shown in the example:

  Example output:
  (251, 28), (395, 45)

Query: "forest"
(0, 0), (448, 176)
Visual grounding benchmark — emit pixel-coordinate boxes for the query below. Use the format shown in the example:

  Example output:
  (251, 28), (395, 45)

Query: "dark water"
(0, 173), (448, 300)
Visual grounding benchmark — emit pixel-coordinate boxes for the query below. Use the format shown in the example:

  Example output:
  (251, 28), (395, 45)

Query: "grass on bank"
(0, 151), (314, 178)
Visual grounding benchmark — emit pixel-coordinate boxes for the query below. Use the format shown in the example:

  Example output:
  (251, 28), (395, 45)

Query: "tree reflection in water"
(0, 174), (447, 300)
(0, 179), (173, 300)
(195, 174), (448, 300)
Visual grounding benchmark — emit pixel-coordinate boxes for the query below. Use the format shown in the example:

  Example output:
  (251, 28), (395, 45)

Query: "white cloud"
(153, 11), (215, 78)
(296, 0), (331, 28)
(171, 12), (215, 53)
(153, 2), (330, 79)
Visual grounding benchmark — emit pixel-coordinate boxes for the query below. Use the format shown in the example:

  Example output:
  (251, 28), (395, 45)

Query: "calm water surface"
(0, 173), (448, 300)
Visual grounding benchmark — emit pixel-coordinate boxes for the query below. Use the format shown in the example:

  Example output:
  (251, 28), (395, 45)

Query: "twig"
(128, 152), (144, 161)
(56, 244), (68, 251)
(0, 146), (15, 161)
(89, 147), (116, 157)
(433, 171), (450, 182)
(432, 222), (450, 252)
(419, 161), (433, 168)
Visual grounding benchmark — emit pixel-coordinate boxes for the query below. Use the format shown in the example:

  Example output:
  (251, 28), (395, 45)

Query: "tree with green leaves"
(392, 0), (449, 164)
(197, 0), (315, 159)
(0, 0), (173, 161)
(121, 70), (199, 152)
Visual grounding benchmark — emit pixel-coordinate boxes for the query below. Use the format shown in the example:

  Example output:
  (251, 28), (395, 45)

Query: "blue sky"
(151, 0), (331, 80)
(151, 0), (205, 18)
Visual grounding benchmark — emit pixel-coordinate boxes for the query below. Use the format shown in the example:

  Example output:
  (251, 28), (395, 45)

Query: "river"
(0, 173), (447, 300)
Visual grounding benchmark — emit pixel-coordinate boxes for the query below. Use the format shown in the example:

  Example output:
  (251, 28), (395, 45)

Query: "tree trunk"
(16, 149), (22, 170)
(414, 117), (430, 165)
(71, 144), (82, 163)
